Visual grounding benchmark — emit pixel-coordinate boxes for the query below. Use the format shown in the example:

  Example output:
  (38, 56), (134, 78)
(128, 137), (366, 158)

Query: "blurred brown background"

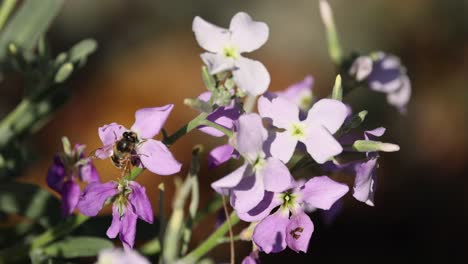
(1, 0), (468, 263)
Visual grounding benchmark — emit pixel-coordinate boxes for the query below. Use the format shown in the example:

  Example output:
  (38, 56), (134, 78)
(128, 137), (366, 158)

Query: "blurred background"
(1, 0), (467, 262)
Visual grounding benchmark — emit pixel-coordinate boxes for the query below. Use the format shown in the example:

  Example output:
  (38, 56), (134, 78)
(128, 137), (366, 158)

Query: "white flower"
(192, 12), (270, 96)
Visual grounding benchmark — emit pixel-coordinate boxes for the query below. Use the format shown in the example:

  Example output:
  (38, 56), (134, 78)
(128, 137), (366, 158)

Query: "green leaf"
(54, 63), (73, 83)
(42, 237), (113, 258)
(68, 39), (97, 64)
(0, 0), (64, 62)
(0, 182), (61, 227)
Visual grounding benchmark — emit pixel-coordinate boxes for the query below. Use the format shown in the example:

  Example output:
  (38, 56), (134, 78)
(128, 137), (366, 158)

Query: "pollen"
(223, 46), (239, 59)
(290, 122), (307, 140)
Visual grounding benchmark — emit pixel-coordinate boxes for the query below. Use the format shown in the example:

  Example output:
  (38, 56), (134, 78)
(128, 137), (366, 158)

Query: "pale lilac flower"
(258, 96), (347, 164)
(197, 92), (241, 137)
(350, 52), (411, 113)
(275, 75), (314, 112)
(192, 12), (270, 96)
(242, 251), (260, 264)
(211, 113), (293, 213)
(208, 143), (239, 169)
(249, 177), (348, 253)
(95, 105), (181, 175)
(96, 248), (150, 264)
(77, 181), (153, 249)
(47, 143), (100, 216)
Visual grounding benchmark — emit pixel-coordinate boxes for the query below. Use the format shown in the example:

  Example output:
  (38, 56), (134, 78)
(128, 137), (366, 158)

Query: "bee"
(111, 131), (140, 174)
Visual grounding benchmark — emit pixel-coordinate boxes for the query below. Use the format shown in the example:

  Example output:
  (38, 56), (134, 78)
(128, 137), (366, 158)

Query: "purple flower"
(47, 142), (100, 216)
(258, 96), (348, 164)
(192, 12), (270, 96)
(77, 181), (153, 249)
(96, 248), (150, 264)
(249, 176), (348, 253)
(95, 105), (181, 176)
(197, 92), (242, 137)
(242, 251), (260, 264)
(350, 52), (411, 113)
(211, 113), (293, 213)
(208, 143), (239, 169)
(275, 75), (314, 112)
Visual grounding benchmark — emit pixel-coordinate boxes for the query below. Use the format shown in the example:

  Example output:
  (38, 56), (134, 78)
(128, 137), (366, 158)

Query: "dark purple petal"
(299, 176), (349, 210)
(353, 158), (378, 206)
(242, 252), (260, 264)
(208, 144), (238, 169)
(130, 105), (174, 139)
(120, 207), (138, 249)
(367, 53), (403, 93)
(129, 181), (153, 223)
(237, 191), (282, 222)
(106, 204), (121, 239)
(60, 181), (80, 216)
(137, 139), (182, 175)
(77, 182), (118, 216)
(199, 105), (241, 138)
(253, 210), (289, 253)
(47, 155), (65, 193)
(285, 212), (314, 253)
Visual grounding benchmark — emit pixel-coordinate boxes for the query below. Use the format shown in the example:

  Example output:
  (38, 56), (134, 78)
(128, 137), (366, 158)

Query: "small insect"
(289, 227), (304, 240)
(111, 131), (141, 175)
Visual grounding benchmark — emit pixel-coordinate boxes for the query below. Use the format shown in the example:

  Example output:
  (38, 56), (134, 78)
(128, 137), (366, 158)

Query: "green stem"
(180, 212), (240, 264)
(30, 214), (89, 249)
(163, 113), (208, 146)
(0, 0), (17, 31)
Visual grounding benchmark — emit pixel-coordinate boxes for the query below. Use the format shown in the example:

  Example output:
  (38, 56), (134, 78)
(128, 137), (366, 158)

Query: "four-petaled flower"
(247, 177), (348, 253)
(47, 141), (100, 216)
(77, 180), (153, 249)
(211, 113), (293, 213)
(258, 96), (348, 164)
(95, 105), (181, 176)
(193, 12), (270, 96)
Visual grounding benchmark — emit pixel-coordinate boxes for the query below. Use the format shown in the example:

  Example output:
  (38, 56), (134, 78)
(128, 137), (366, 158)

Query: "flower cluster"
(44, 8), (409, 263)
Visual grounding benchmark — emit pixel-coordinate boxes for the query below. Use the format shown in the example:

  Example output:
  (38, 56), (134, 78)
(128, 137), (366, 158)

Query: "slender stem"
(31, 213), (89, 249)
(163, 113), (208, 146)
(0, 0), (16, 31)
(180, 212), (240, 264)
(222, 196), (235, 264)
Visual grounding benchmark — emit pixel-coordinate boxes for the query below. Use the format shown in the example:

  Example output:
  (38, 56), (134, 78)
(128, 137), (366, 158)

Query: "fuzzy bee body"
(111, 131), (139, 169)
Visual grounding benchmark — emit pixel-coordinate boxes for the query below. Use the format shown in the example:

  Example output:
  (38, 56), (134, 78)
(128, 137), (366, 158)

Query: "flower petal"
(286, 212), (314, 253)
(208, 144), (237, 169)
(299, 176), (349, 210)
(79, 161), (101, 183)
(60, 181), (80, 216)
(364, 127), (386, 140)
(201, 52), (235, 74)
(237, 191), (282, 222)
(106, 204), (121, 239)
(235, 113), (267, 161)
(258, 96), (300, 129)
(98, 123), (126, 147)
(129, 181), (153, 223)
(231, 174), (265, 213)
(97, 248), (150, 264)
(77, 182), (118, 216)
(137, 139), (182, 175)
(353, 158), (378, 206)
(230, 12), (269, 53)
(259, 158), (293, 193)
(303, 125), (343, 164)
(120, 207), (138, 249)
(305, 99), (347, 134)
(192, 16), (230, 53)
(211, 163), (249, 195)
(46, 155), (65, 193)
(253, 210), (289, 253)
(270, 131), (298, 163)
(130, 105), (173, 139)
(198, 103), (241, 137)
(275, 75), (314, 110)
(95, 145), (113, 160)
(233, 57), (270, 96)
(387, 75), (411, 113)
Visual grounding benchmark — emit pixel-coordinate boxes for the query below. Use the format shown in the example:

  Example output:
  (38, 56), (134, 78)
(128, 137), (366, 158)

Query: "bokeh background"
(1, 0), (467, 263)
